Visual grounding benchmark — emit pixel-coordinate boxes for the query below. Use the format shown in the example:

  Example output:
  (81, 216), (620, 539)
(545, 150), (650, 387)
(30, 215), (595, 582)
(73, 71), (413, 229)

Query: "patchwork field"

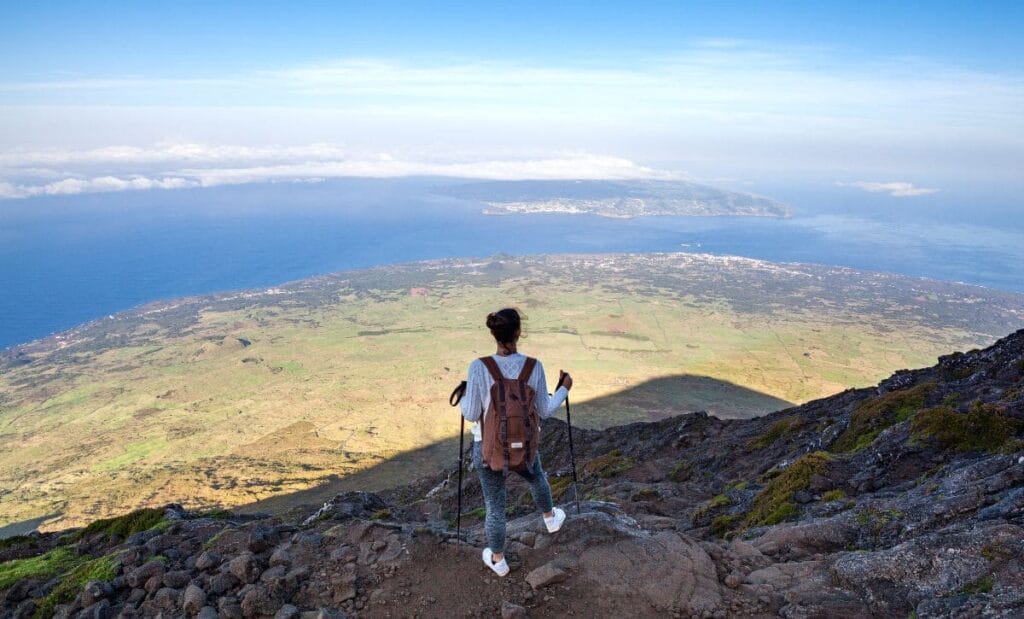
(1, 253), (1022, 532)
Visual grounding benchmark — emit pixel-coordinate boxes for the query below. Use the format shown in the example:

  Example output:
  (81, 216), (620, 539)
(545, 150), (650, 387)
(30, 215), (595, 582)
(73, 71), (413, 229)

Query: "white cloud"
(0, 142), (353, 167)
(0, 181), (19, 199)
(842, 181), (939, 197)
(0, 175), (197, 199)
(183, 154), (674, 185)
(0, 145), (679, 199)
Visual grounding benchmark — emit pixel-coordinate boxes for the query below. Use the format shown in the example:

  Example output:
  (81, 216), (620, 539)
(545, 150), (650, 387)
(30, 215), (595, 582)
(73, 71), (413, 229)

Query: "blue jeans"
(472, 441), (554, 554)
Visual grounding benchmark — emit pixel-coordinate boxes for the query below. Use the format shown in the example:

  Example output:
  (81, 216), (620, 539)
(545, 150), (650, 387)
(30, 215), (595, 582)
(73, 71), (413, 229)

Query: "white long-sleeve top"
(460, 353), (569, 442)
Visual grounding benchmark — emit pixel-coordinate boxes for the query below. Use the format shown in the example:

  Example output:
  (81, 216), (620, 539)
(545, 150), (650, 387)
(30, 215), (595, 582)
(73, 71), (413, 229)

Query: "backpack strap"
(517, 357), (537, 382)
(479, 356), (504, 382)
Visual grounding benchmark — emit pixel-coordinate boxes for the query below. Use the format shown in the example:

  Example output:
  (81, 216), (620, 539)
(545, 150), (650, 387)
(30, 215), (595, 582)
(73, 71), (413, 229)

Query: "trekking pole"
(557, 371), (581, 515)
(449, 381), (467, 545)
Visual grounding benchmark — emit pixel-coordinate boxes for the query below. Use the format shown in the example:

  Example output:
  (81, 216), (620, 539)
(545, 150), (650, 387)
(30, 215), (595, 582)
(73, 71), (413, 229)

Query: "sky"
(0, 1), (1021, 199)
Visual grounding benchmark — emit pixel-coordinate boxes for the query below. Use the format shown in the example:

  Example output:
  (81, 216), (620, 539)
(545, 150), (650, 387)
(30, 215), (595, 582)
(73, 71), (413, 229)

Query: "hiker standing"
(459, 308), (573, 576)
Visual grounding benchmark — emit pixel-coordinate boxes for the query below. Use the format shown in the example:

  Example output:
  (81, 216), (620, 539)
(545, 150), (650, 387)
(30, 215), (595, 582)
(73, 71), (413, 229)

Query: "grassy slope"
(0, 253), (1019, 530)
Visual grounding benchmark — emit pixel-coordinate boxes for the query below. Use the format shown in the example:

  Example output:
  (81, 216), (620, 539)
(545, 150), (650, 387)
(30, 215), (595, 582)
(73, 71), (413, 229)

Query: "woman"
(459, 307), (574, 576)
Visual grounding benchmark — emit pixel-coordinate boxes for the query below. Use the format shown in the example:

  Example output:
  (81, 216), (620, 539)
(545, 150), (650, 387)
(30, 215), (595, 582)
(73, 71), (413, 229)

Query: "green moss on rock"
(0, 535), (40, 552)
(763, 502), (798, 525)
(0, 547), (78, 590)
(196, 508), (234, 520)
(668, 461), (692, 482)
(630, 487), (660, 501)
(958, 575), (993, 595)
(711, 514), (740, 537)
(747, 416), (804, 449)
(833, 382), (936, 452)
(742, 451), (832, 528)
(820, 489), (846, 502)
(708, 493), (730, 508)
(76, 507), (168, 540)
(448, 507), (487, 528)
(548, 476), (573, 501)
(583, 449), (633, 478)
(855, 508), (904, 536)
(911, 402), (1022, 453)
(32, 554), (118, 619)
(692, 493), (732, 525)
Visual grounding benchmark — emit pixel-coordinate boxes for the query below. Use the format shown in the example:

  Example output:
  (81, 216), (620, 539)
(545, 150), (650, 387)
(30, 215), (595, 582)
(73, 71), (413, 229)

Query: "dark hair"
(486, 308), (522, 344)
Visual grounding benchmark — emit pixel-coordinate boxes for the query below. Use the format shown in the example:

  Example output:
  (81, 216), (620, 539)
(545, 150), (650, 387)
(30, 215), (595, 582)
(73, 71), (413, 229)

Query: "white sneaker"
(544, 506), (566, 533)
(482, 547), (509, 577)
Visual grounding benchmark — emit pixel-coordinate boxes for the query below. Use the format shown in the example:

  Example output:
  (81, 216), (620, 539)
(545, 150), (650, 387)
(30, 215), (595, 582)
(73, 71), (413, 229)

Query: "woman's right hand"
(559, 370), (573, 391)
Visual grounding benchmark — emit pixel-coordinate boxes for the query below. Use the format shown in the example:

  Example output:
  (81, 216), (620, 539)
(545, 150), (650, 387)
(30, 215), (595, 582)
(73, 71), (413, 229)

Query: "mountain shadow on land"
(0, 375), (793, 536)
(233, 373), (793, 519)
(0, 514), (59, 540)
(2, 331), (1023, 617)
(575, 374), (794, 426)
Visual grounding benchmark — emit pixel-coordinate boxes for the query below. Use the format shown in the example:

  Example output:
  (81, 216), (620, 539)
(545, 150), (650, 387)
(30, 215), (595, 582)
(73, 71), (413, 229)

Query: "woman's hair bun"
(486, 308), (521, 344)
(486, 312), (508, 329)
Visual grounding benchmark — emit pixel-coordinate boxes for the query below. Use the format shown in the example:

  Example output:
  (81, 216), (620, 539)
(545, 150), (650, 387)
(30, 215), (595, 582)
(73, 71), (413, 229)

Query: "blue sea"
(1, 177), (1022, 350)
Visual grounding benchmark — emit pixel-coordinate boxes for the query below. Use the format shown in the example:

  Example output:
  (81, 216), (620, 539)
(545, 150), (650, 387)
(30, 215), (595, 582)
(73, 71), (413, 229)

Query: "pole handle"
(449, 381), (467, 407)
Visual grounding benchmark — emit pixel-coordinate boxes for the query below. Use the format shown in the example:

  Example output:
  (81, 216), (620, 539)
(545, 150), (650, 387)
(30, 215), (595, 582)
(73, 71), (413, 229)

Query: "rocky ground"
(2, 329), (1023, 618)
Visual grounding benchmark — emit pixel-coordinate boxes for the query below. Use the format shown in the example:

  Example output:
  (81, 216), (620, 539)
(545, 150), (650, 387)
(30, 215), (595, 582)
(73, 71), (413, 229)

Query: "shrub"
(855, 508), (904, 536)
(631, 487), (660, 501)
(742, 451), (832, 528)
(33, 555), (118, 618)
(820, 489), (846, 502)
(911, 403), (1023, 453)
(958, 575), (993, 595)
(0, 535), (39, 552)
(1001, 438), (1024, 454)
(196, 508), (234, 520)
(548, 476), (573, 501)
(747, 416), (804, 449)
(948, 366), (975, 380)
(76, 507), (167, 540)
(692, 494), (732, 526)
(833, 382), (936, 452)
(708, 494), (730, 508)
(0, 547), (78, 590)
(710, 514), (740, 537)
(668, 461), (692, 482)
(583, 449), (633, 478)
(448, 507), (486, 528)
(202, 529), (233, 549)
(763, 502), (797, 525)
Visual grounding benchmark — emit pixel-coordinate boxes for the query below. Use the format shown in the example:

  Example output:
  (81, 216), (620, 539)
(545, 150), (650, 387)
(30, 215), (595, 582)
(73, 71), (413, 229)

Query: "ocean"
(1, 178), (1022, 350)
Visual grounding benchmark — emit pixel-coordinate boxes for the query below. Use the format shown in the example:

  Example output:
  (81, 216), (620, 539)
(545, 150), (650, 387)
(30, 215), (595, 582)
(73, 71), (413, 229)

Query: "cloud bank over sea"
(2, 40), (1021, 192)
(839, 181), (939, 198)
(0, 145), (679, 199)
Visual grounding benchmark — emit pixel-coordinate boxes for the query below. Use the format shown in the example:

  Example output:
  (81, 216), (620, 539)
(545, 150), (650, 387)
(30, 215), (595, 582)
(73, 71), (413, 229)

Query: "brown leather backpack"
(479, 356), (541, 475)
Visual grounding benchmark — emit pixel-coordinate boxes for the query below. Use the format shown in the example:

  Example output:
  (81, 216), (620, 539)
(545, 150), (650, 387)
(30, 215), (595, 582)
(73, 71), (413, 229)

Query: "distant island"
(438, 179), (790, 218)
